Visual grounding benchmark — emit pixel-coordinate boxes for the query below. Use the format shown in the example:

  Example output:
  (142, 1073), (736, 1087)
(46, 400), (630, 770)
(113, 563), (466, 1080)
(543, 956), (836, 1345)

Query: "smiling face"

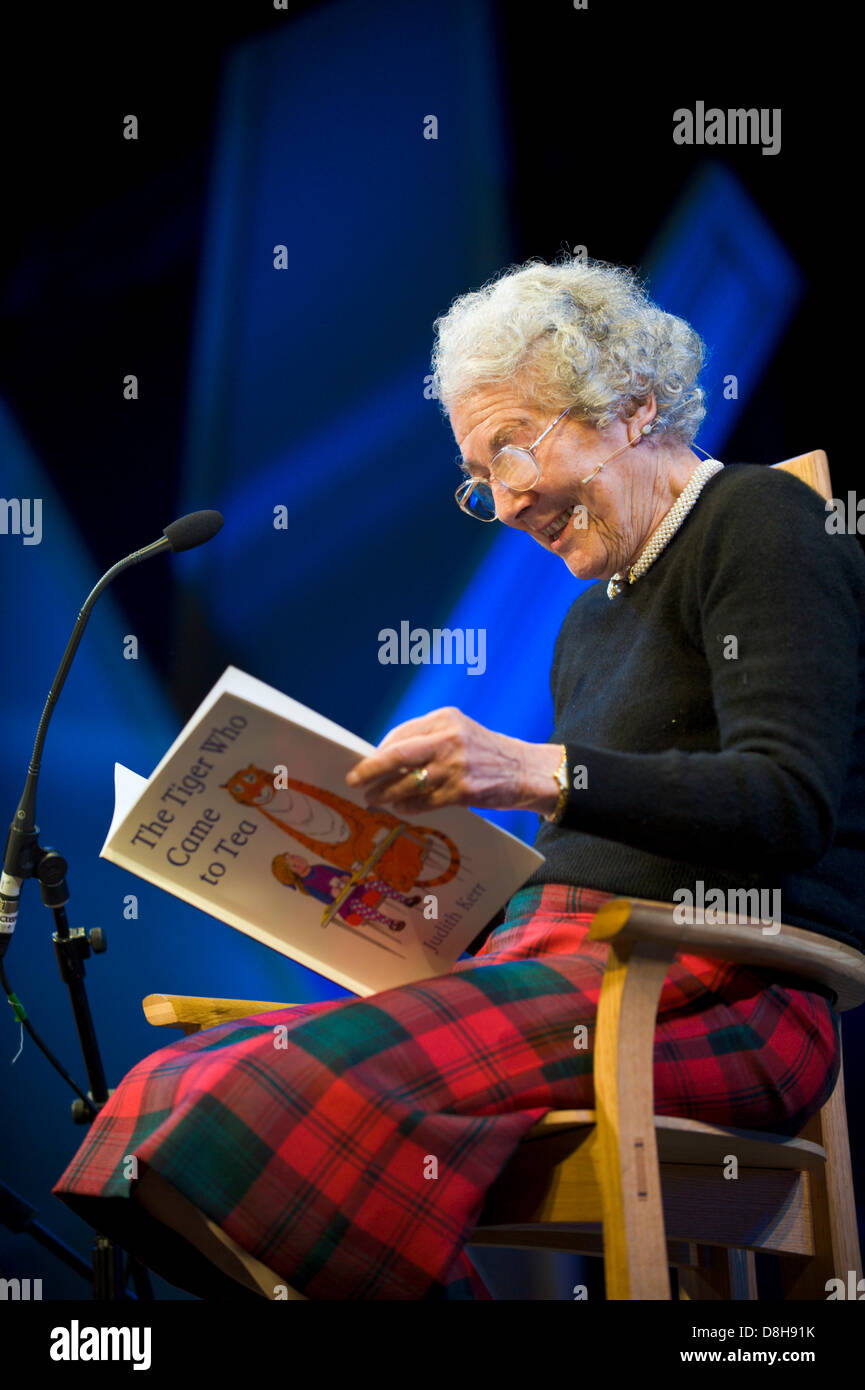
(450, 381), (691, 582)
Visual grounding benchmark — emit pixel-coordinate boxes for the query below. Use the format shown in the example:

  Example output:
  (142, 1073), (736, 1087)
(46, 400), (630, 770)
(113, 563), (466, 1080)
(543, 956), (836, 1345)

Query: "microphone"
(162, 509), (224, 553)
(0, 509), (224, 954)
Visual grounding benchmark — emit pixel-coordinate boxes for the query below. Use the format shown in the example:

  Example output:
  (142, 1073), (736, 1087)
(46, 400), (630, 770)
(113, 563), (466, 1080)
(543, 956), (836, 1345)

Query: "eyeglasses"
(454, 405), (574, 522)
(453, 406), (656, 521)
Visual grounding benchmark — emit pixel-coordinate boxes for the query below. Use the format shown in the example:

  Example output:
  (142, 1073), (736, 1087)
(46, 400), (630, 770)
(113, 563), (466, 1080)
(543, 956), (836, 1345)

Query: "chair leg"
(592, 938), (676, 1300)
(811, 1037), (862, 1284)
(780, 1035), (861, 1300)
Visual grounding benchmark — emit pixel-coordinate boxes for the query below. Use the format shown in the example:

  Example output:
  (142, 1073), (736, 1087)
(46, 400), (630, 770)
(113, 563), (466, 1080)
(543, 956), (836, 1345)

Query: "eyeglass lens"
(461, 447), (539, 520)
(489, 447), (538, 489)
(459, 481), (497, 519)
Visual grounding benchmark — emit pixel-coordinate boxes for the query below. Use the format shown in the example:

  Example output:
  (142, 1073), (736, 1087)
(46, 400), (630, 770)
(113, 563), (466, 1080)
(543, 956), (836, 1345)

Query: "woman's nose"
(492, 478), (533, 524)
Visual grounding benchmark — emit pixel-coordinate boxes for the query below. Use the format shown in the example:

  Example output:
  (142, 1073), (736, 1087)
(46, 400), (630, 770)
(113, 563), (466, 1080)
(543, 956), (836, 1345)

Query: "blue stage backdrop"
(2, 0), (835, 1299)
(1, 0), (515, 1298)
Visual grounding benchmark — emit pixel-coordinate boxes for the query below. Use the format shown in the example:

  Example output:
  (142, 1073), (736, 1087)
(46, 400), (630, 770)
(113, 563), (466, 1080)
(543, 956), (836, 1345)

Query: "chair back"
(771, 448), (832, 500)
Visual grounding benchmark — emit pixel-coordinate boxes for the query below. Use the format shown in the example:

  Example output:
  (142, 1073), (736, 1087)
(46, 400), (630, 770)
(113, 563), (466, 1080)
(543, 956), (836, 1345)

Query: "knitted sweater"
(475, 463), (865, 959)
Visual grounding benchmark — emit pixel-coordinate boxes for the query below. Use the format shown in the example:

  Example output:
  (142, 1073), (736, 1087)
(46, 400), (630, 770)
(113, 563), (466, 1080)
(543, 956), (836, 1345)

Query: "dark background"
(1, 1), (851, 686)
(0, 0), (856, 1304)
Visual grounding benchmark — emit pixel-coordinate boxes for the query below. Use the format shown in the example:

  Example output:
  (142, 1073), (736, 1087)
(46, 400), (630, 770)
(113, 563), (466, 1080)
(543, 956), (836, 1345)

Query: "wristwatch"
(542, 745), (569, 824)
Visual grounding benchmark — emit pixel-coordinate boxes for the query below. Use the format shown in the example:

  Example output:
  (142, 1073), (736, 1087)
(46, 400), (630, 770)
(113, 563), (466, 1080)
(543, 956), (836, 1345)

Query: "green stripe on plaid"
(154, 1094), (276, 1224)
(706, 1022), (768, 1056)
(452, 956), (580, 1005)
(289, 1000), (415, 1069)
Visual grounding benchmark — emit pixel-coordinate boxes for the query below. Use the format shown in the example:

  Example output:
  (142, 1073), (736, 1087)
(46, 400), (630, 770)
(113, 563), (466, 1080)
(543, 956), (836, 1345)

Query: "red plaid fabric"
(52, 883), (841, 1300)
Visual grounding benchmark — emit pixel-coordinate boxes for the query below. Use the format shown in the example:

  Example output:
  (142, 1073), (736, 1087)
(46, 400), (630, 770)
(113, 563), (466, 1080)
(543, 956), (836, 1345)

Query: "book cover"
(102, 666), (544, 996)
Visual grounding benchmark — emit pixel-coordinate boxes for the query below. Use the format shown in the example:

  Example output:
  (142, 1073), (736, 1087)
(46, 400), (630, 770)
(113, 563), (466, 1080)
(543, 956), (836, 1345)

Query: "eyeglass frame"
(453, 404), (655, 521)
(454, 404), (576, 522)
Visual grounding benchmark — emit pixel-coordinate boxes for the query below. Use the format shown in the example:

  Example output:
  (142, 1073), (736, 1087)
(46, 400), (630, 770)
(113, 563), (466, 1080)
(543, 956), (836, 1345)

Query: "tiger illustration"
(221, 765), (460, 892)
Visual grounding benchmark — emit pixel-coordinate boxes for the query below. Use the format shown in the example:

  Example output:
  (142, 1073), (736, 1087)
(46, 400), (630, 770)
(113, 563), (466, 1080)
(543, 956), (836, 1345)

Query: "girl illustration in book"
(272, 852), (422, 932)
(221, 765), (460, 893)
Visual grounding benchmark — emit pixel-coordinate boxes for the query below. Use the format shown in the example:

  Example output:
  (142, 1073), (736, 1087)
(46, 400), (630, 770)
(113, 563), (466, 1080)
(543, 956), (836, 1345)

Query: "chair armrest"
(142, 994), (297, 1033)
(589, 898), (865, 1012)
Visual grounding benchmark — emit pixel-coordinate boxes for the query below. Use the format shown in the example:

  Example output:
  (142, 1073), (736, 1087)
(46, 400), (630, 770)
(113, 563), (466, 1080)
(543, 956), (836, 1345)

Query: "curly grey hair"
(430, 256), (707, 446)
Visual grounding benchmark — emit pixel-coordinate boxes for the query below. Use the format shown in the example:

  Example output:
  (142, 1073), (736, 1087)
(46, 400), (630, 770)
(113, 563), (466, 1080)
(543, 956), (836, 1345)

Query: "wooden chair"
(142, 449), (864, 1300)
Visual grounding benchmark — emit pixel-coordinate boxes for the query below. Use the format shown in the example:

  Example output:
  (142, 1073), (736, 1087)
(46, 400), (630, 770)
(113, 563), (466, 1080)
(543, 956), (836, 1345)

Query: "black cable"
(1, 961), (95, 1120)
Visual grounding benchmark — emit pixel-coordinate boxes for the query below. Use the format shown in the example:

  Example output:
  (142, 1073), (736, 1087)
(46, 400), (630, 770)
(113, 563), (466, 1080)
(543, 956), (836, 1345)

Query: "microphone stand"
(1, 514), (222, 1300)
(36, 847), (153, 1298)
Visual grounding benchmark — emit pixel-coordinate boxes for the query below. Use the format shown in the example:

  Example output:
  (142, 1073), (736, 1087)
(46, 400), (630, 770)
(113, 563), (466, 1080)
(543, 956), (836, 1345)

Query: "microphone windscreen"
(163, 510), (224, 553)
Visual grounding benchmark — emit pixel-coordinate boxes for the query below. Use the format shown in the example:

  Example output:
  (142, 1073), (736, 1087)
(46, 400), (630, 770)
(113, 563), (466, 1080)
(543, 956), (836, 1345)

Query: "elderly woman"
(53, 257), (865, 1301)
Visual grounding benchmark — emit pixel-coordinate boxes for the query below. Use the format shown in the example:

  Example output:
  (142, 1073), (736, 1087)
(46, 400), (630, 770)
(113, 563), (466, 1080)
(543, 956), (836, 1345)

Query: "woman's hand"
(345, 707), (564, 817)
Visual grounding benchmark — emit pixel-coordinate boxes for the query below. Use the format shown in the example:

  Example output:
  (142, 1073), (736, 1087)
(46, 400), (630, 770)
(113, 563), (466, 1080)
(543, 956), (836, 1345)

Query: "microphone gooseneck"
(0, 509), (224, 953)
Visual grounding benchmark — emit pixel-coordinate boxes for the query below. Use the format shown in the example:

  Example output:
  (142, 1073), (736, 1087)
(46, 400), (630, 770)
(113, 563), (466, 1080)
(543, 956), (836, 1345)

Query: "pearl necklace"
(606, 459), (724, 599)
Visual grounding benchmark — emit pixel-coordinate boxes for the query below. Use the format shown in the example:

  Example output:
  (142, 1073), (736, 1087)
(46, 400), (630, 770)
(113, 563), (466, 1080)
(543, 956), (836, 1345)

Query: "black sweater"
(483, 463), (865, 957)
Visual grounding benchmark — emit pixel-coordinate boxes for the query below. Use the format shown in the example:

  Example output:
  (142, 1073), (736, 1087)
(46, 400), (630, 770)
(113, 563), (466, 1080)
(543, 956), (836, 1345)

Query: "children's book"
(102, 667), (544, 996)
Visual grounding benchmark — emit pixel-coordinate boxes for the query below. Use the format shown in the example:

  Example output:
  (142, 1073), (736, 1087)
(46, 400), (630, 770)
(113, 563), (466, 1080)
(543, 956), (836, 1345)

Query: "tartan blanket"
(52, 883), (841, 1299)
